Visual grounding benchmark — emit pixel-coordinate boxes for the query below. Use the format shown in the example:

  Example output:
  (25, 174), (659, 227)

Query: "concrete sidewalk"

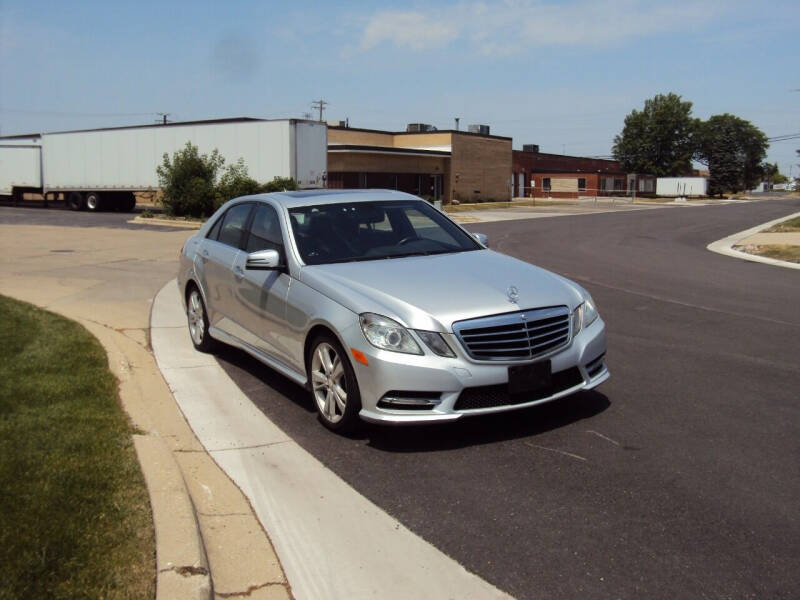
(151, 280), (512, 600)
(0, 218), (290, 599)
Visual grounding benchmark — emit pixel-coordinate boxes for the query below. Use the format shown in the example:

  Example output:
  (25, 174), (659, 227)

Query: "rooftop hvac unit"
(468, 124), (490, 135)
(523, 144), (539, 153)
(406, 123), (436, 132)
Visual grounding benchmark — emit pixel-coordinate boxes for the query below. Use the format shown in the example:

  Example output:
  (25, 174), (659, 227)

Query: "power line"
(767, 133), (800, 142)
(310, 99), (328, 122)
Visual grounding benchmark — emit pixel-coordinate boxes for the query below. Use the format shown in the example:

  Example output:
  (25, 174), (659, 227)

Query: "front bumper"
(344, 317), (609, 425)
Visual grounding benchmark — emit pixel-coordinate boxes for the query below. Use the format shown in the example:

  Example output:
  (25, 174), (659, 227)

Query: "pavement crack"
(159, 564), (209, 577)
(215, 582), (287, 598)
(524, 441), (587, 462)
(197, 511), (251, 517)
(209, 440), (290, 452)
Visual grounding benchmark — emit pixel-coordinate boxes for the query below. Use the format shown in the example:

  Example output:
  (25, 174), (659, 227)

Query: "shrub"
(260, 176), (298, 193)
(158, 144), (299, 217)
(157, 142), (223, 217)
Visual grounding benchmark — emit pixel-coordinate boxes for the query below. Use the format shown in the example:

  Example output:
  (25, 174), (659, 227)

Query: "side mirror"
(245, 249), (281, 270)
(472, 232), (489, 247)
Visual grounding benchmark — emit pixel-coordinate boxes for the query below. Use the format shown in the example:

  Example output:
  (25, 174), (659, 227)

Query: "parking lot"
(2, 198), (799, 598)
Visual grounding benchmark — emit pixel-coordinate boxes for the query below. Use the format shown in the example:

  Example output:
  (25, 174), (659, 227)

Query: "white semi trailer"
(0, 117), (327, 211)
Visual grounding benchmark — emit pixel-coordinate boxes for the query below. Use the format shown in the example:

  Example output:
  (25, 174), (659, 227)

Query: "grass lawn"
(0, 295), (154, 600)
(736, 244), (800, 264)
(764, 216), (800, 233)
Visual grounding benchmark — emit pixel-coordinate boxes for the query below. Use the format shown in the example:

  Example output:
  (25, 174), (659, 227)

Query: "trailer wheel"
(85, 192), (103, 212)
(67, 192), (84, 211)
(122, 193), (136, 212)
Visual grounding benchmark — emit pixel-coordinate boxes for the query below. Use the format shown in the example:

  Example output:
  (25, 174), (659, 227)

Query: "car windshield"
(288, 199), (482, 265)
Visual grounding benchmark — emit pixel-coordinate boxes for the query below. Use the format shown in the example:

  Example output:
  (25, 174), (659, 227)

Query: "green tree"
(613, 93), (698, 176)
(215, 158), (262, 209)
(695, 114), (768, 196)
(156, 142), (223, 217)
(260, 176), (298, 193)
(763, 162), (788, 185)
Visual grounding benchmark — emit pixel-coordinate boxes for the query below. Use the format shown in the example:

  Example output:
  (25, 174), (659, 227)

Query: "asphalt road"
(214, 198), (800, 599)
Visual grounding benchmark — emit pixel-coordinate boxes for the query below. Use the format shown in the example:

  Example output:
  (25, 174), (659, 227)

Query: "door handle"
(233, 265), (244, 279)
(201, 249), (209, 259)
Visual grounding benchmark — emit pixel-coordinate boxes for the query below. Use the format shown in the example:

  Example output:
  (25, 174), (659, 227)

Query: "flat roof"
(0, 116), (321, 139)
(329, 125), (512, 141)
(328, 144), (450, 157)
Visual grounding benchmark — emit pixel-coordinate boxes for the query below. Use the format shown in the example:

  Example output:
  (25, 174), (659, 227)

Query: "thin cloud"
(357, 0), (723, 54)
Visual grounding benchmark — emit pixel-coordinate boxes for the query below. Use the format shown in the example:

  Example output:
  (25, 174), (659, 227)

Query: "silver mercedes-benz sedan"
(178, 189), (608, 432)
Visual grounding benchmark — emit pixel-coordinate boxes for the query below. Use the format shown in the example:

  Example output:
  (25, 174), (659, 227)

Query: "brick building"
(512, 149), (655, 199)
(328, 126), (512, 204)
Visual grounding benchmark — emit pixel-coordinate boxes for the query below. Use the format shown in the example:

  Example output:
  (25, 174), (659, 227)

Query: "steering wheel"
(397, 236), (418, 246)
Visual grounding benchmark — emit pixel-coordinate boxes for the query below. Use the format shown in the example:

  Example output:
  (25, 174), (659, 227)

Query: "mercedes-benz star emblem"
(507, 285), (519, 304)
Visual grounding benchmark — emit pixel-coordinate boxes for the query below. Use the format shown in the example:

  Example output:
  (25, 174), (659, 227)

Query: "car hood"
(298, 249), (584, 331)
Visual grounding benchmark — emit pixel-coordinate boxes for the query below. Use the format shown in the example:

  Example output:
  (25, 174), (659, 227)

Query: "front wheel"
(187, 287), (217, 353)
(308, 334), (362, 433)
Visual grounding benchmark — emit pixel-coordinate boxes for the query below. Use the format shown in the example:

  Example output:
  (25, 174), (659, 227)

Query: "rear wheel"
(67, 191), (84, 211)
(187, 287), (217, 353)
(308, 334), (362, 433)
(85, 192), (102, 212)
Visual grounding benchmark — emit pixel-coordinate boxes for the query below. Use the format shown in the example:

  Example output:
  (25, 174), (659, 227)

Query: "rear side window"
(207, 215), (224, 240)
(216, 203), (252, 248)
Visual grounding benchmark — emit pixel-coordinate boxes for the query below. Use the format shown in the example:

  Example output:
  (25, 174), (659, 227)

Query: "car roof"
(244, 189), (423, 208)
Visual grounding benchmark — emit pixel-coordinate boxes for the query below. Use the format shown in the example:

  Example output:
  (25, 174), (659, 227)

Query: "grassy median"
(765, 216), (800, 233)
(0, 295), (154, 599)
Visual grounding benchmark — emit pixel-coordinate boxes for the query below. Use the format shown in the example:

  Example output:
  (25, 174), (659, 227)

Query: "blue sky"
(1, 0), (798, 175)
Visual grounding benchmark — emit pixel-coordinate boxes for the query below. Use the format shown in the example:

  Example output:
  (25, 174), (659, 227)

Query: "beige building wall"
(450, 134), (512, 203)
(328, 127), (511, 203)
(328, 129), (395, 146)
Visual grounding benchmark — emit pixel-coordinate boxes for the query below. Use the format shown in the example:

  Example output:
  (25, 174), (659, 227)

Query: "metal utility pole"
(311, 99), (328, 122)
(156, 112), (171, 125)
(455, 117), (460, 131)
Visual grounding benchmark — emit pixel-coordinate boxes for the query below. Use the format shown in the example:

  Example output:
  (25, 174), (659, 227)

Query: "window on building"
(543, 178), (551, 191)
(578, 178), (586, 191)
(614, 178), (624, 191)
(358, 173), (368, 188)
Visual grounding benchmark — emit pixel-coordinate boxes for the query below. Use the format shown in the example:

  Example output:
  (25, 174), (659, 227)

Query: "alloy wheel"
(188, 290), (205, 346)
(310, 342), (347, 424)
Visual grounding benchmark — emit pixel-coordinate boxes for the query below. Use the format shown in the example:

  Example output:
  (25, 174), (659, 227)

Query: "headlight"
(415, 330), (456, 357)
(359, 313), (423, 355)
(572, 296), (599, 335)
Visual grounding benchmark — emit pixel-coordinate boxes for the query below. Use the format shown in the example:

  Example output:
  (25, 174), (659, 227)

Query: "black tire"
(122, 193), (136, 212)
(186, 286), (217, 353)
(85, 192), (103, 212)
(67, 191), (84, 211)
(307, 332), (362, 433)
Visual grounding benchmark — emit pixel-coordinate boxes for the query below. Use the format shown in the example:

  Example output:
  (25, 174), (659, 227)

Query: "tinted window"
(246, 204), (284, 259)
(288, 199), (481, 265)
(207, 215), (224, 240)
(217, 203), (252, 248)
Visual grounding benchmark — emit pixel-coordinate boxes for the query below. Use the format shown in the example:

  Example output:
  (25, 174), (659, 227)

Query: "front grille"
(453, 306), (571, 361)
(454, 367), (584, 411)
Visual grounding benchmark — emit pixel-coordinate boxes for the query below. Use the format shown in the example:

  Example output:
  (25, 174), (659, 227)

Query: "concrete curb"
(130, 216), (203, 229)
(152, 279), (513, 600)
(707, 211), (800, 271)
(133, 435), (212, 600)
